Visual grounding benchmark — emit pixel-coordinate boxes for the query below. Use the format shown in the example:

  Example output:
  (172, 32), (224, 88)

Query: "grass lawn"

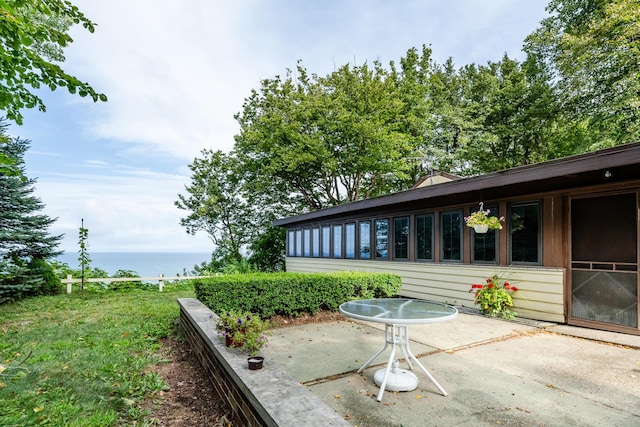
(0, 286), (196, 426)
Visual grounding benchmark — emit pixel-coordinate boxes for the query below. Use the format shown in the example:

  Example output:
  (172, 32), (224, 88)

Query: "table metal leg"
(404, 342), (448, 396)
(359, 323), (448, 401)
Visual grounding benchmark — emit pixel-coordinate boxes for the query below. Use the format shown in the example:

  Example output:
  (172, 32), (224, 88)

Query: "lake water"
(55, 252), (211, 277)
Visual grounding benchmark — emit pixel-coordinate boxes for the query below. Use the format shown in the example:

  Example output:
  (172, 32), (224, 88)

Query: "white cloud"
(18, 0), (549, 253)
(33, 168), (212, 252)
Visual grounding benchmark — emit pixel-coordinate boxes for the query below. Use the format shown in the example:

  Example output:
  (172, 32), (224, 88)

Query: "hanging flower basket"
(465, 204), (504, 233)
(473, 224), (489, 233)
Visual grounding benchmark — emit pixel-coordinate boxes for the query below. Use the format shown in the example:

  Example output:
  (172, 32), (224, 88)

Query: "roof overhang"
(274, 142), (640, 227)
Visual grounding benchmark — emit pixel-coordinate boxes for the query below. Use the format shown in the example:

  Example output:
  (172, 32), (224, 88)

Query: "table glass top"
(339, 298), (458, 324)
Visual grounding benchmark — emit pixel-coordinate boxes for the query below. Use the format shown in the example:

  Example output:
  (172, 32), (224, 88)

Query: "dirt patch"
(143, 310), (345, 426)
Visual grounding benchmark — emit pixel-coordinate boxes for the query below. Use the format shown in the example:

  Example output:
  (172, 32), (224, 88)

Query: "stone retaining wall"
(177, 298), (350, 427)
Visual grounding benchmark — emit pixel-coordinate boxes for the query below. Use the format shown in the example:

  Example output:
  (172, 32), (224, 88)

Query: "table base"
(357, 323), (448, 401)
(373, 361), (418, 392)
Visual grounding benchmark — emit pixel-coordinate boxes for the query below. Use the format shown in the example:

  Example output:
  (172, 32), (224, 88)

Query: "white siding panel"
(285, 257), (565, 323)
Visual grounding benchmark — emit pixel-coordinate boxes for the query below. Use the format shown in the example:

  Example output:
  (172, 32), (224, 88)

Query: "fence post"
(66, 274), (72, 294)
(158, 274), (164, 292)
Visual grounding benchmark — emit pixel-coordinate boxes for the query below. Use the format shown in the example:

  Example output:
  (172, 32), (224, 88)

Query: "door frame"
(567, 190), (640, 335)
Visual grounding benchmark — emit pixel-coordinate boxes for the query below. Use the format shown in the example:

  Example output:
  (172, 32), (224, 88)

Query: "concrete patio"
(263, 310), (640, 426)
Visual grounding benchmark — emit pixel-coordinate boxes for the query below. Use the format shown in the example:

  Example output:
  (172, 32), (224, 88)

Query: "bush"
(27, 258), (62, 296)
(193, 271), (402, 318)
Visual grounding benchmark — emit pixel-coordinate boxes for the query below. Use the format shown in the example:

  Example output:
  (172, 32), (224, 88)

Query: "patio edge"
(177, 298), (350, 427)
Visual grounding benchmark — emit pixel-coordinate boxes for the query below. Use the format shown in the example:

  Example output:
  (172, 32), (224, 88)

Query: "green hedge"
(194, 271), (402, 318)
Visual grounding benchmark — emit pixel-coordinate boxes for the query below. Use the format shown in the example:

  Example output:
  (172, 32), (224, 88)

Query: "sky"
(14, 0), (550, 253)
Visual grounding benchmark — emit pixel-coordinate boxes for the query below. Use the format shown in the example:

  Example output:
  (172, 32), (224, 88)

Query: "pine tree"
(0, 121), (62, 303)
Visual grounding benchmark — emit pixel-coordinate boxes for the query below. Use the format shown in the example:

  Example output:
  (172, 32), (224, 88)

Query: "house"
(273, 142), (640, 335)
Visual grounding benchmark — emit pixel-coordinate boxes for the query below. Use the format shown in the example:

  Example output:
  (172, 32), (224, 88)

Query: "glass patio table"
(339, 298), (458, 401)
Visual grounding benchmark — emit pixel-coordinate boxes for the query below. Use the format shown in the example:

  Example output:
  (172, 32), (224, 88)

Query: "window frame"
(393, 216), (410, 260)
(359, 221), (372, 259)
(311, 228), (320, 257)
(345, 223), (356, 259)
(440, 210), (463, 262)
(303, 228), (311, 257)
(508, 201), (542, 265)
(287, 230), (295, 257)
(321, 226), (331, 258)
(374, 219), (389, 260)
(415, 213), (434, 261)
(333, 224), (343, 258)
(470, 204), (499, 264)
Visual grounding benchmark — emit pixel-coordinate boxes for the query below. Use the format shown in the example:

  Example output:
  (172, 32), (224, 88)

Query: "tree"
(525, 0), (640, 146)
(176, 150), (255, 265)
(0, 122), (62, 302)
(0, 0), (107, 125)
(460, 54), (560, 173)
(78, 218), (90, 290)
(233, 60), (418, 213)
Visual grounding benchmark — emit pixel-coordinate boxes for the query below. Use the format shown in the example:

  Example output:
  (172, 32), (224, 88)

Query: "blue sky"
(12, 0), (550, 253)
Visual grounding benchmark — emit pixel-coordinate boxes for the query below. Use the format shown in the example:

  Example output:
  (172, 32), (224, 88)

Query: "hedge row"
(193, 271), (402, 318)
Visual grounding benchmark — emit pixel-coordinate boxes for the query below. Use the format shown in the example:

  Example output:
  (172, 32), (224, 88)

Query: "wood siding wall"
(286, 257), (565, 323)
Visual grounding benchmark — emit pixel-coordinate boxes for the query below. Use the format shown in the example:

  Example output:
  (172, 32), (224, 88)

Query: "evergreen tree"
(0, 121), (62, 303)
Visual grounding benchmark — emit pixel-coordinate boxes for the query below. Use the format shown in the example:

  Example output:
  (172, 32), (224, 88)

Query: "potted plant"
(465, 207), (504, 233)
(469, 274), (519, 319)
(216, 310), (252, 347)
(245, 329), (269, 370)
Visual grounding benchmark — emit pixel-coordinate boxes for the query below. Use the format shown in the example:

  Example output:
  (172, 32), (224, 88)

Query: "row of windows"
(286, 202), (541, 265)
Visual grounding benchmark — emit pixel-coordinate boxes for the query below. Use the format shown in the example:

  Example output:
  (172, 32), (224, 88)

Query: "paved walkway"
(263, 311), (640, 426)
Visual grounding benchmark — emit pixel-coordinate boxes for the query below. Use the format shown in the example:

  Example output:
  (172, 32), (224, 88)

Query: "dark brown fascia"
(273, 142), (640, 227)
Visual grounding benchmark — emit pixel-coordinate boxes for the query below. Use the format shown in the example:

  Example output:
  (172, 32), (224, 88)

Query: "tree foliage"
(233, 60), (420, 213)
(0, 121), (61, 302)
(176, 150), (255, 265)
(525, 0), (640, 146)
(181, 1), (640, 271)
(0, 0), (107, 125)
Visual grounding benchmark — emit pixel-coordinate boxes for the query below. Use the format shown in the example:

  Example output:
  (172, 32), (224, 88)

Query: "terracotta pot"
(248, 356), (264, 370)
(225, 335), (244, 348)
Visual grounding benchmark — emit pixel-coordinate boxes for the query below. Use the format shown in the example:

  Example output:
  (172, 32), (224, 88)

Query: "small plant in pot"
(469, 274), (519, 319)
(215, 310), (253, 348)
(245, 326), (269, 370)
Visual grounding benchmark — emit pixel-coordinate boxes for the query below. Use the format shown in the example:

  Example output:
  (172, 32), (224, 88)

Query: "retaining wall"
(177, 298), (350, 427)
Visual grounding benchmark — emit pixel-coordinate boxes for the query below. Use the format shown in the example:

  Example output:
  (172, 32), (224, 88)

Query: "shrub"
(194, 271), (402, 318)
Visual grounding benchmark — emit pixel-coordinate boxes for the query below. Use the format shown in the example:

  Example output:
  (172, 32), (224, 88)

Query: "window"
(303, 229), (311, 257)
(394, 217), (409, 259)
(359, 221), (371, 259)
(510, 202), (541, 264)
(295, 229), (303, 257)
(416, 214), (434, 261)
(472, 205), (498, 263)
(321, 226), (331, 258)
(312, 228), (320, 257)
(287, 230), (295, 256)
(441, 211), (462, 261)
(345, 223), (356, 258)
(333, 225), (343, 258)
(375, 219), (389, 259)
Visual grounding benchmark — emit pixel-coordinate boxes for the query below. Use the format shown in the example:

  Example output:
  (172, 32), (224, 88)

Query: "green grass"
(0, 285), (196, 426)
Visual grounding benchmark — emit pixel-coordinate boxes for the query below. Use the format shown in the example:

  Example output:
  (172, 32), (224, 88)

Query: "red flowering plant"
(469, 274), (519, 319)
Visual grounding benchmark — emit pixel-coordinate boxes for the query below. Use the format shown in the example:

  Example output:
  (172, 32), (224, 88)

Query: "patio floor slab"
(263, 312), (640, 426)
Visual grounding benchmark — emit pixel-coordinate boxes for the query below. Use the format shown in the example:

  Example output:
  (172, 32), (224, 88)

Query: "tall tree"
(461, 54), (560, 173)
(525, 0), (640, 146)
(176, 150), (255, 265)
(234, 61), (418, 213)
(0, 0), (107, 125)
(0, 122), (61, 302)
